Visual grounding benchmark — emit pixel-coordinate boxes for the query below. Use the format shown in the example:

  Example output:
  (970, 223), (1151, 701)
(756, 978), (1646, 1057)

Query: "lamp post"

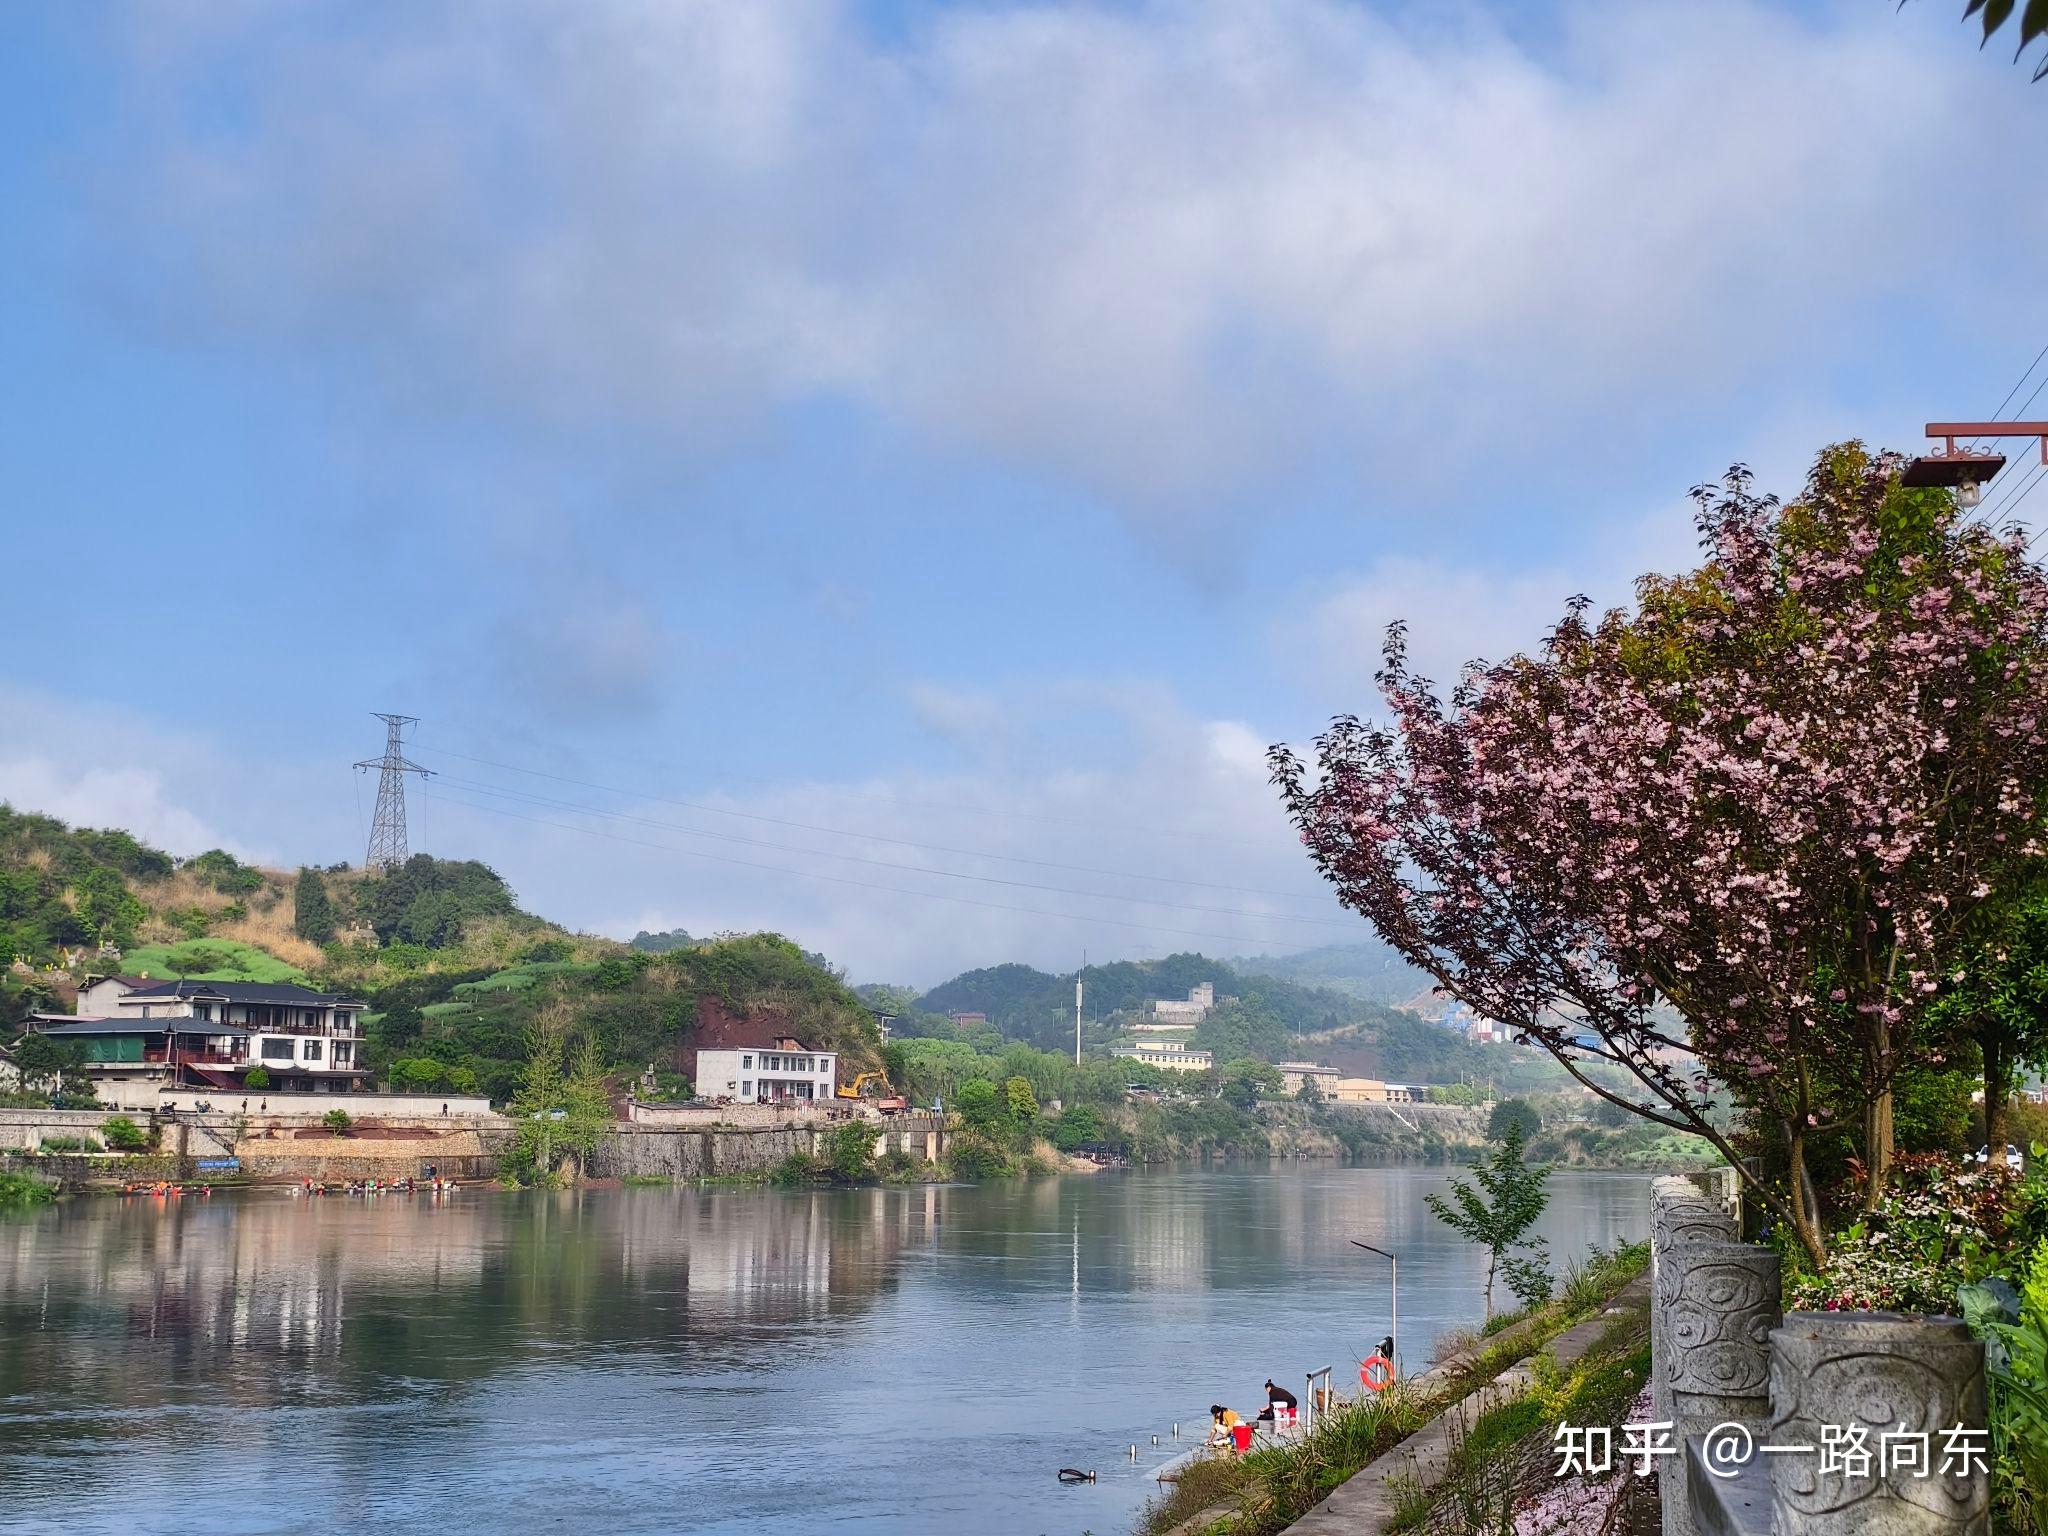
(1349, 1238), (1398, 1378)
(1908, 420), (2048, 515)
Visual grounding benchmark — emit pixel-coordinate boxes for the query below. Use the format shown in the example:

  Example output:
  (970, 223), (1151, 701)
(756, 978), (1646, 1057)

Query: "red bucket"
(1231, 1423), (1253, 1453)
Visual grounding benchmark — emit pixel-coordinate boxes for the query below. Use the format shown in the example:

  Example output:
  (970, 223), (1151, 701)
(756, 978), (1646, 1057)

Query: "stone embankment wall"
(590, 1115), (945, 1180)
(3, 1107), (947, 1182)
(1648, 1174), (1990, 1536)
(625, 1100), (860, 1130)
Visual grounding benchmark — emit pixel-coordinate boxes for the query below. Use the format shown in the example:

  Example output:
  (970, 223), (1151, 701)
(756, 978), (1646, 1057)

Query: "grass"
(622, 1175), (674, 1186)
(120, 938), (309, 984)
(453, 961), (601, 994)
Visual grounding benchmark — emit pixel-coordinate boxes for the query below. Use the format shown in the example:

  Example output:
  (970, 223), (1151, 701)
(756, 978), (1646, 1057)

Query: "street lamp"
(1348, 1238), (1398, 1379)
(1906, 421), (2048, 515)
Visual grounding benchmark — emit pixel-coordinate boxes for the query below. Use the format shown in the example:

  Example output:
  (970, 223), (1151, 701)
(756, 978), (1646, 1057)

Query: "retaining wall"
(1648, 1178), (1991, 1536)
(590, 1115), (945, 1179)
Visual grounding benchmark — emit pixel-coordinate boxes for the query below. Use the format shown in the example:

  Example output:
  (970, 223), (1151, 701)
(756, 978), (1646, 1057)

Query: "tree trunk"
(1863, 1015), (1894, 1213)
(1786, 1128), (1828, 1271)
(1483, 1253), (1496, 1321)
(1983, 1030), (2009, 1155)
(1862, 1088), (1893, 1212)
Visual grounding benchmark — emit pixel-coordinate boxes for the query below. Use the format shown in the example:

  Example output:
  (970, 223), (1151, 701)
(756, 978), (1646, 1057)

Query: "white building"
(28, 978), (370, 1102)
(1150, 982), (1216, 1025)
(1114, 1041), (1214, 1073)
(694, 1033), (838, 1104)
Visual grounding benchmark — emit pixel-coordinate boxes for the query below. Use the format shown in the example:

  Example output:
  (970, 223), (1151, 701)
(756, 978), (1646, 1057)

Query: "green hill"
(894, 949), (1565, 1091)
(0, 804), (883, 1103)
(1230, 939), (1433, 1008)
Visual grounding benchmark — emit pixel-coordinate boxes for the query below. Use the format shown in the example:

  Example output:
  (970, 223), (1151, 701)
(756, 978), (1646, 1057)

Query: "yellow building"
(1331, 1077), (1388, 1103)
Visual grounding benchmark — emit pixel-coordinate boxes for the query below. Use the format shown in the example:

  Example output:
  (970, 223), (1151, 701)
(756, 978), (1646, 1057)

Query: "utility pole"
(353, 713), (431, 871)
(1074, 951), (1089, 1065)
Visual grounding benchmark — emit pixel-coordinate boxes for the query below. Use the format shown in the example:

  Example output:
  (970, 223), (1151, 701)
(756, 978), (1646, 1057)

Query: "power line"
(426, 771), (1358, 929)
(1989, 460), (2048, 533)
(425, 738), (1295, 854)
(423, 786), (1329, 953)
(419, 748), (1335, 906)
(1970, 340), (2048, 454)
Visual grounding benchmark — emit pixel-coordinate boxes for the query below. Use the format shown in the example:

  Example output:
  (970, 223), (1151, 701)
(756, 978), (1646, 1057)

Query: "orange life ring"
(1360, 1354), (1394, 1392)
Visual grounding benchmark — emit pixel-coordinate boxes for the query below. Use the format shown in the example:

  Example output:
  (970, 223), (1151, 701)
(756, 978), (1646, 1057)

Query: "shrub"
(100, 1116), (149, 1152)
(243, 1067), (271, 1090)
(1788, 1153), (2028, 1312)
(947, 1132), (1010, 1180)
(876, 1149), (921, 1181)
(1049, 1103), (1105, 1151)
(36, 1135), (100, 1153)
(770, 1152), (827, 1186)
(321, 1109), (352, 1136)
(0, 1171), (57, 1207)
(825, 1120), (876, 1183)
(1487, 1098), (1542, 1142)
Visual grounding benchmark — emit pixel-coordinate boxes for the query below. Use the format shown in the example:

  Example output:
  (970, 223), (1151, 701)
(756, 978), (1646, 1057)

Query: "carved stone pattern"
(1664, 1244), (1780, 1402)
(1767, 1314), (1988, 1536)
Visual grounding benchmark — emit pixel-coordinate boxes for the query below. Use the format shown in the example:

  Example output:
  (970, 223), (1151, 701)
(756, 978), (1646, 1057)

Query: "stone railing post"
(1767, 1312), (1989, 1536)
(1651, 1183), (1739, 1536)
(1662, 1241), (1779, 1536)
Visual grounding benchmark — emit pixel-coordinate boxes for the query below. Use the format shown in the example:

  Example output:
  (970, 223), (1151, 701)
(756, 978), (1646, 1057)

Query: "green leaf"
(2021, 0), (2048, 48)
(1982, 0), (2017, 45)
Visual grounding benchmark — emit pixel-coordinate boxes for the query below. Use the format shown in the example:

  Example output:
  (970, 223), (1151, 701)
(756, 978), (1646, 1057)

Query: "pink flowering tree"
(1272, 447), (2048, 1266)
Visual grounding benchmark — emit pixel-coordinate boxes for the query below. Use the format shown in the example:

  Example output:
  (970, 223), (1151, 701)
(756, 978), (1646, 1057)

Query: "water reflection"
(0, 1168), (1648, 1536)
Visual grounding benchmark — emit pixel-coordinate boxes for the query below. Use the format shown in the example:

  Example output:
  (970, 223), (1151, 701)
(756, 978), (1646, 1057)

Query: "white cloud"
(1283, 490), (1709, 701)
(424, 682), (1350, 985)
(96, 0), (2048, 525)
(0, 689), (272, 861)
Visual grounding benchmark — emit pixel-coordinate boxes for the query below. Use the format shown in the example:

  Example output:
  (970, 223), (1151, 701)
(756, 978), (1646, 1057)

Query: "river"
(0, 1165), (1650, 1535)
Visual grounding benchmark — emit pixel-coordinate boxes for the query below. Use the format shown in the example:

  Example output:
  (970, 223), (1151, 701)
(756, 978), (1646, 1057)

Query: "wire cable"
(423, 787), (1329, 953)
(419, 749), (1335, 906)
(427, 772), (1358, 929)
(425, 738), (1295, 854)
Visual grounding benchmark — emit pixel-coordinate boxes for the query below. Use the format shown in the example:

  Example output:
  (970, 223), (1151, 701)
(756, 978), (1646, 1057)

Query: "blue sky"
(4, 0), (2047, 985)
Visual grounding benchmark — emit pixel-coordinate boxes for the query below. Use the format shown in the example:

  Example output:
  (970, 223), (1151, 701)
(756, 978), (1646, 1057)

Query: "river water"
(0, 1166), (1649, 1535)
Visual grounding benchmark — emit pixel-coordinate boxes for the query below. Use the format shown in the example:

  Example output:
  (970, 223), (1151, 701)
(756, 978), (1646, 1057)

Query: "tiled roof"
(122, 980), (363, 1007)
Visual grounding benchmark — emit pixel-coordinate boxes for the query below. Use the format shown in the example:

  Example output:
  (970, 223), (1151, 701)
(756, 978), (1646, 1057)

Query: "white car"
(1977, 1143), (2025, 1171)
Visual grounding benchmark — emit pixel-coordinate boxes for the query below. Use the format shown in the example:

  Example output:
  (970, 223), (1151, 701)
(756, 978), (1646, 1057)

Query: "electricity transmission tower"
(354, 713), (431, 871)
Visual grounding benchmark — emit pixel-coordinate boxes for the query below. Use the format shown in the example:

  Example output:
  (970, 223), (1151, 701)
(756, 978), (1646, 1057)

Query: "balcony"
(144, 1049), (248, 1067)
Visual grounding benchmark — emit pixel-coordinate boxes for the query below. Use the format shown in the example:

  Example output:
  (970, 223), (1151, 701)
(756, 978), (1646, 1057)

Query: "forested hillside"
(880, 949), (1565, 1091)
(0, 805), (882, 1102)
(1228, 939), (1433, 1007)
(913, 952), (1373, 1049)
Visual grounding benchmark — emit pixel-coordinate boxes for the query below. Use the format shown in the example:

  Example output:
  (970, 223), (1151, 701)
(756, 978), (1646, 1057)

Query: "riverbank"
(1138, 1239), (1652, 1536)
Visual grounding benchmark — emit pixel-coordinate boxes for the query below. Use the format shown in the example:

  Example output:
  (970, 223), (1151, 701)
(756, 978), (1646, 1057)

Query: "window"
(333, 1042), (352, 1066)
(740, 1080), (752, 1097)
(303, 1039), (323, 1061)
(261, 1038), (294, 1062)
(194, 1004), (212, 1022)
(742, 1054), (753, 1069)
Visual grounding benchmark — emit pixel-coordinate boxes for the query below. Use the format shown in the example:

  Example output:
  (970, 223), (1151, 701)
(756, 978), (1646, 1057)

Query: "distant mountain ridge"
(1229, 939), (1434, 1008)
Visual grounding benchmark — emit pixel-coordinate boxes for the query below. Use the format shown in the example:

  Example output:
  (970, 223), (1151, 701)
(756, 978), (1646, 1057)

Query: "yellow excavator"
(835, 1070), (908, 1112)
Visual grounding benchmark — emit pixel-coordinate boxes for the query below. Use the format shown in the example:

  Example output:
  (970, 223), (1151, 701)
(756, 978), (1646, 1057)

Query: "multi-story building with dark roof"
(26, 976), (370, 1105)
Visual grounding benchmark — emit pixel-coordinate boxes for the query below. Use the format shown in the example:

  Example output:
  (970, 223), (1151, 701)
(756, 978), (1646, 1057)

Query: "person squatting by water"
(1255, 1380), (1298, 1424)
(1206, 1405), (1242, 1449)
